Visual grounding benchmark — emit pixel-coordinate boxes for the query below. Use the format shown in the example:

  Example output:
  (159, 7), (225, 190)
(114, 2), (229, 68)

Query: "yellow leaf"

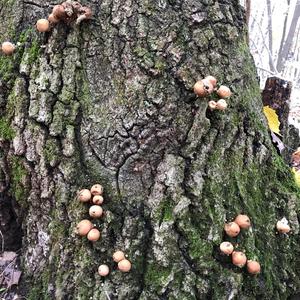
(263, 106), (281, 135)
(292, 168), (300, 187)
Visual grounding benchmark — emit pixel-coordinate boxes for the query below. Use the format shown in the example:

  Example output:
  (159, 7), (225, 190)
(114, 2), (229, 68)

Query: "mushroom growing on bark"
(224, 222), (240, 237)
(1, 42), (15, 55)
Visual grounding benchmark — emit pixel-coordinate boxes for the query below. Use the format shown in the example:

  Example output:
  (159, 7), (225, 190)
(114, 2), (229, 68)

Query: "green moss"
(9, 156), (28, 207)
(159, 200), (174, 222)
(0, 117), (15, 140)
(43, 139), (60, 166)
(145, 263), (172, 288)
(27, 39), (40, 65)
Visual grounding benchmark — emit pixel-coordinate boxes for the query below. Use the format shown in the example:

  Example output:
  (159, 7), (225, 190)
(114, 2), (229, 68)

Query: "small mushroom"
(98, 264), (109, 277)
(216, 99), (228, 111)
(219, 242), (234, 255)
(36, 19), (50, 32)
(113, 250), (125, 262)
(232, 251), (247, 267)
(87, 228), (101, 242)
(89, 205), (103, 218)
(93, 195), (104, 205)
(48, 13), (60, 24)
(1, 42), (15, 55)
(276, 217), (291, 233)
(118, 259), (131, 272)
(78, 189), (92, 202)
(52, 4), (66, 19)
(234, 214), (251, 229)
(194, 80), (213, 97)
(91, 184), (103, 196)
(217, 85), (231, 98)
(76, 6), (92, 24)
(224, 222), (240, 237)
(205, 75), (217, 87)
(208, 100), (217, 110)
(76, 219), (93, 236)
(247, 260), (261, 274)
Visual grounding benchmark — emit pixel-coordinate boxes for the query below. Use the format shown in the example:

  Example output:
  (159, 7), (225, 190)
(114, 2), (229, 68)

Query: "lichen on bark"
(0, 0), (299, 299)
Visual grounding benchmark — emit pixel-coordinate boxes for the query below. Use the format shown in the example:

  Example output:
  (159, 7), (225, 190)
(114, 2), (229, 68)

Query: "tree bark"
(0, 0), (300, 299)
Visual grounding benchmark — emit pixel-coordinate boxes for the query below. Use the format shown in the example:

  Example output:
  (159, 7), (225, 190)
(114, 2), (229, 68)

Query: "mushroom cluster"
(36, 1), (92, 33)
(193, 76), (232, 111)
(220, 214), (261, 275)
(76, 184), (132, 277)
(98, 250), (132, 277)
(76, 184), (104, 242)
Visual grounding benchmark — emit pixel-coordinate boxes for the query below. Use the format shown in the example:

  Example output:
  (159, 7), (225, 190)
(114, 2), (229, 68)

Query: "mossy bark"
(0, 0), (300, 299)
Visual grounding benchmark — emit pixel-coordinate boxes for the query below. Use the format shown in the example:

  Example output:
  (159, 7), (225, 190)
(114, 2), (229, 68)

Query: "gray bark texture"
(0, 0), (300, 299)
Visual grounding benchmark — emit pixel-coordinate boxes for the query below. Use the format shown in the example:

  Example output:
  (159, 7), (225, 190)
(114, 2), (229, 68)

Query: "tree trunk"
(0, 0), (300, 299)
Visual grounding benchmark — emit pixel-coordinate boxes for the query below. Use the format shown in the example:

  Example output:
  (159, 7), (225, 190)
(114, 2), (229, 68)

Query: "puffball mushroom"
(276, 217), (291, 233)
(98, 264), (109, 277)
(91, 184), (103, 196)
(193, 80), (213, 97)
(87, 228), (101, 242)
(89, 205), (103, 218)
(1, 42), (15, 55)
(93, 195), (104, 205)
(36, 19), (50, 32)
(113, 251), (125, 262)
(219, 242), (234, 255)
(247, 260), (261, 275)
(48, 13), (59, 24)
(52, 4), (66, 19)
(232, 251), (247, 267)
(234, 214), (251, 229)
(216, 99), (228, 111)
(78, 189), (92, 202)
(205, 75), (217, 87)
(208, 100), (217, 110)
(224, 222), (240, 237)
(118, 259), (132, 272)
(217, 85), (232, 98)
(76, 219), (93, 236)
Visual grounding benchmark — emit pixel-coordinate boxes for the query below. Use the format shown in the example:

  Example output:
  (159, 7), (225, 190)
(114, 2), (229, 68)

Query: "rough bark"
(0, 0), (300, 299)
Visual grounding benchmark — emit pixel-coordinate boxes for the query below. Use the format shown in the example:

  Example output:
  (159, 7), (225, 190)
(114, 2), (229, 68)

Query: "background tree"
(0, 0), (300, 299)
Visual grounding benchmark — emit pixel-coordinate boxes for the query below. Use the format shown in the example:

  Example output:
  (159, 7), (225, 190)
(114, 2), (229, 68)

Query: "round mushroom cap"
(118, 259), (131, 272)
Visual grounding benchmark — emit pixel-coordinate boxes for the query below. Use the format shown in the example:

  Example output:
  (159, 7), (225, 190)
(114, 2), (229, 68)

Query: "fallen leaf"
(263, 106), (281, 135)
(292, 168), (300, 187)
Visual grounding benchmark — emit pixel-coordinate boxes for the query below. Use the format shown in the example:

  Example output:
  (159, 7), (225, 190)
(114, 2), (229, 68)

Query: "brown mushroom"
(118, 259), (131, 272)
(224, 222), (240, 237)
(232, 251), (247, 267)
(76, 220), (93, 236)
(78, 189), (92, 202)
(1, 42), (15, 55)
(247, 260), (261, 274)
(87, 228), (101, 242)
(219, 242), (234, 255)
(217, 85), (231, 98)
(91, 184), (103, 196)
(113, 251), (125, 262)
(89, 205), (103, 218)
(234, 214), (251, 229)
(36, 19), (50, 32)
(98, 264), (109, 276)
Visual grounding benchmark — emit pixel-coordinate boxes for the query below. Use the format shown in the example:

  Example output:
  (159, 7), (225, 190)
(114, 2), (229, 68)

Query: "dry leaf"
(292, 168), (300, 187)
(263, 106), (281, 135)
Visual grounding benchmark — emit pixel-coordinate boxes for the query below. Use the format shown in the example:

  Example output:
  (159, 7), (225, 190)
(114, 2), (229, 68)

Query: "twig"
(105, 291), (111, 300)
(0, 230), (4, 254)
